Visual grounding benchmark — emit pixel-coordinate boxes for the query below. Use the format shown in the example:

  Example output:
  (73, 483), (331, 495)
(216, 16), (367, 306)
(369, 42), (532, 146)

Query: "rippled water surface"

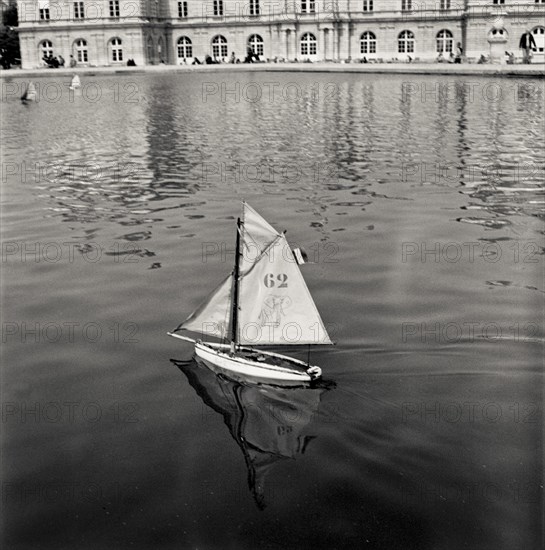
(2, 71), (544, 549)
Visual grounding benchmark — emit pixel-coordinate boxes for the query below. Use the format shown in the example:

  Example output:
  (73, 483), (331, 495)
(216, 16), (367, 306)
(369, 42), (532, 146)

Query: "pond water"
(1, 71), (543, 549)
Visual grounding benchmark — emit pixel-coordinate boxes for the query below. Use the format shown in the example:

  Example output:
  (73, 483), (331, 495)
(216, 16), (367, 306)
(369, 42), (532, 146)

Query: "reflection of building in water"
(144, 74), (202, 197)
(17, 1), (545, 68)
(452, 78), (545, 228)
(174, 358), (328, 509)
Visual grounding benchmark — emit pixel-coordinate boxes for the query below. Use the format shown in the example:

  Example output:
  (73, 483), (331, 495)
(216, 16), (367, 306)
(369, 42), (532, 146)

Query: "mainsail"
(176, 203), (332, 346)
(238, 204), (332, 346)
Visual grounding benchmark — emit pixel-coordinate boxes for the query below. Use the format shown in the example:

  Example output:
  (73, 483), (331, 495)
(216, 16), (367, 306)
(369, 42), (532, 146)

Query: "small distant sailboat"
(168, 202), (333, 384)
(69, 75), (81, 90)
(21, 82), (37, 103)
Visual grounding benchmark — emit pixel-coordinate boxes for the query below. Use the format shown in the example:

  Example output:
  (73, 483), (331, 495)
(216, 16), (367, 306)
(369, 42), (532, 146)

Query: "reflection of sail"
(174, 358), (329, 509)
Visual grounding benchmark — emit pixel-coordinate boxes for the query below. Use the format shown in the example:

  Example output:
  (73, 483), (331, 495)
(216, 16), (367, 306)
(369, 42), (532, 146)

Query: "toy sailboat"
(69, 75), (81, 90)
(168, 202), (332, 384)
(21, 82), (37, 102)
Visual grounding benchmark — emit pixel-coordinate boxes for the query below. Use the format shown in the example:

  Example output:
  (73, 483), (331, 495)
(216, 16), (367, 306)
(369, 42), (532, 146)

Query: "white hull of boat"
(168, 332), (321, 384)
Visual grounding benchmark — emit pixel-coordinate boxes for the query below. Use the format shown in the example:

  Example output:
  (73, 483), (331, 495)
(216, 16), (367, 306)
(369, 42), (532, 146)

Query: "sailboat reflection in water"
(169, 202), (333, 384)
(173, 358), (332, 509)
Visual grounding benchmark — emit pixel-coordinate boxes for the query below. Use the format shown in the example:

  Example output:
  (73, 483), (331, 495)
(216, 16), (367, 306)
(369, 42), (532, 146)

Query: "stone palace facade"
(15, 0), (545, 68)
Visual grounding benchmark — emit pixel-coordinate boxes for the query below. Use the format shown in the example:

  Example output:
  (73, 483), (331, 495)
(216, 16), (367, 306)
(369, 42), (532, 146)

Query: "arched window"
(40, 40), (53, 59)
(398, 30), (415, 53)
(436, 29), (453, 53)
(212, 35), (228, 59)
(360, 31), (376, 54)
(147, 36), (154, 63)
(74, 39), (88, 63)
(532, 26), (545, 53)
(110, 37), (123, 62)
(248, 34), (264, 56)
(177, 36), (193, 59)
(300, 32), (317, 56)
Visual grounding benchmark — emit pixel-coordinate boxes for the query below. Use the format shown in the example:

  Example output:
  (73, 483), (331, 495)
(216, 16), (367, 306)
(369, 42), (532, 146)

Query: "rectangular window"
(401, 0), (412, 10)
(363, 0), (373, 11)
(301, 1), (316, 13)
(213, 0), (223, 16)
(39, 8), (50, 20)
(249, 0), (260, 15)
(178, 1), (188, 17)
(440, 0), (450, 8)
(74, 1), (85, 18)
(109, 0), (120, 17)
(492, 0), (505, 3)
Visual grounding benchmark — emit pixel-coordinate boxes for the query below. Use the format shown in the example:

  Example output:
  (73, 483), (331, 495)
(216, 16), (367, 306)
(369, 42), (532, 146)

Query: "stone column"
(64, 34), (72, 62)
(316, 26), (323, 60)
(164, 30), (172, 64)
(92, 33), (105, 66)
(336, 23), (343, 60)
(347, 21), (354, 61)
(20, 35), (34, 69)
(285, 28), (297, 60)
(322, 28), (329, 60)
(267, 25), (274, 60)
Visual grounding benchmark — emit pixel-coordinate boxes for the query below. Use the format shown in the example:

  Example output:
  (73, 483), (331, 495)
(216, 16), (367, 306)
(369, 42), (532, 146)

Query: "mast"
(231, 217), (242, 354)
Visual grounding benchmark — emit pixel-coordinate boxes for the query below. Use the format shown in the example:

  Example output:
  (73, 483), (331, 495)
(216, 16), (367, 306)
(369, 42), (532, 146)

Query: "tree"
(3, 2), (19, 27)
(1, 2), (20, 68)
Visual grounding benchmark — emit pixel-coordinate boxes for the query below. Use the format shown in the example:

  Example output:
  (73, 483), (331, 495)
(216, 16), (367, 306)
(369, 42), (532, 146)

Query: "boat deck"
(233, 348), (309, 372)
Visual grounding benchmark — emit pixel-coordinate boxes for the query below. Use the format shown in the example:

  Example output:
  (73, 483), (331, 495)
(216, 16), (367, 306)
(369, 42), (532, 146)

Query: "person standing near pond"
(519, 30), (536, 64)
(454, 42), (463, 63)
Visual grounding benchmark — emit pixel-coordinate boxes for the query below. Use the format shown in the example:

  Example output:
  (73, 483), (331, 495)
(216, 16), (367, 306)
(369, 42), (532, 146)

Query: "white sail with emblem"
(237, 205), (332, 346)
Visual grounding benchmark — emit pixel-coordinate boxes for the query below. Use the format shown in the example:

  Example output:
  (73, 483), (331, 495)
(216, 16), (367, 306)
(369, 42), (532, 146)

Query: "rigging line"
(239, 222), (282, 255)
(239, 232), (285, 279)
(239, 204), (286, 268)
